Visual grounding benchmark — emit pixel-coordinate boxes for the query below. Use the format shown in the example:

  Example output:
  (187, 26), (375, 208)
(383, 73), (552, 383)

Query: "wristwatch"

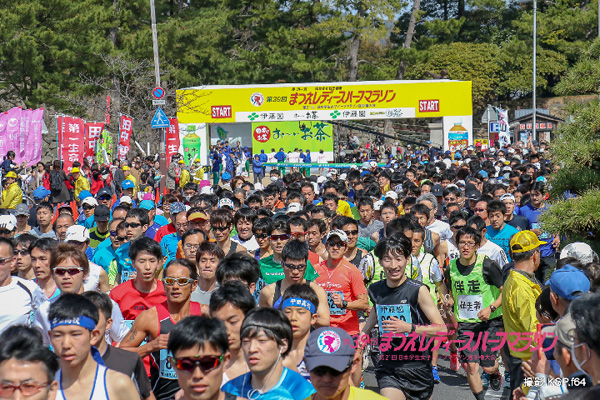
(489, 305), (497, 313)
(342, 300), (348, 309)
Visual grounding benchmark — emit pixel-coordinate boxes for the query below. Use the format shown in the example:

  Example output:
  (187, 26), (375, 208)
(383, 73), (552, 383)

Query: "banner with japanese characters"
(251, 121), (333, 157)
(118, 115), (133, 161)
(26, 108), (44, 166)
(58, 116), (85, 172)
(177, 80), (472, 124)
(166, 118), (180, 166)
(6, 107), (21, 162)
(84, 122), (104, 162)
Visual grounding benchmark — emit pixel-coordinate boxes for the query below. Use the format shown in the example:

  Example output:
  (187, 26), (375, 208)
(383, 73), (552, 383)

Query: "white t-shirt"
(0, 277), (47, 335)
(427, 219), (453, 243)
(232, 235), (259, 253)
(83, 262), (103, 292)
(478, 241), (508, 269)
(289, 152), (299, 163)
(317, 153), (327, 163)
(268, 152), (277, 163)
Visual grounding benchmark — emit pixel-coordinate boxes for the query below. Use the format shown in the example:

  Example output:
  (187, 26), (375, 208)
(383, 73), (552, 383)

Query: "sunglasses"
(290, 232), (306, 238)
(124, 222), (141, 229)
(270, 234), (290, 241)
(451, 225), (466, 230)
(344, 230), (359, 236)
(170, 355), (224, 373)
(475, 209), (487, 213)
(53, 267), (84, 276)
(98, 196), (111, 201)
(311, 365), (351, 377)
(114, 236), (127, 242)
(163, 277), (195, 286)
(0, 229), (13, 236)
(283, 262), (307, 271)
(82, 205), (95, 210)
(211, 225), (230, 232)
(327, 240), (345, 248)
(15, 249), (29, 256)
(254, 233), (269, 239)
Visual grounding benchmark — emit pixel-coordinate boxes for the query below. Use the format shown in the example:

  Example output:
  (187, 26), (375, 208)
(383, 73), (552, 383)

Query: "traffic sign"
(489, 122), (499, 132)
(152, 99), (166, 105)
(152, 87), (165, 100)
(151, 107), (170, 128)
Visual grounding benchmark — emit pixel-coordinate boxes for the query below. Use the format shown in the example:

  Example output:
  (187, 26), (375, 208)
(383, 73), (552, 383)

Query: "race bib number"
(376, 304), (412, 336)
(253, 277), (266, 305)
(159, 349), (177, 380)
(326, 291), (345, 316)
(457, 294), (483, 320)
(121, 269), (136, 283)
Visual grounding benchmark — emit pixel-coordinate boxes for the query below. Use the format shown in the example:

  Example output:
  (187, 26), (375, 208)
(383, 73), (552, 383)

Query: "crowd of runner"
(1, 139), (600, 400)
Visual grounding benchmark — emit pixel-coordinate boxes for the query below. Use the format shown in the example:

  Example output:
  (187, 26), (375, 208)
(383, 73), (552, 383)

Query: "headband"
(281, 298), (316, 314)
(50, 315), (97, 331)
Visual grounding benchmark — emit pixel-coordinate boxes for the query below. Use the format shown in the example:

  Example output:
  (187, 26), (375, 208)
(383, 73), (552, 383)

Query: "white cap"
(560, 242), (599, 265)
(82, 197), (99, 207)
(340, 173), (347, 180)
(373, 199), (384, 211)
(369, 161), (377, 169)
(326, 229), (348, 243)
(218, 198), (234, 209)
(330, 169), (338, 175)
(286, 203), (302, 214)
(508, 148), (515, 154)
(0, 215), (17, 231)
(66, 225), (90, 242)
(385, 191), (398, 200)
(350, 165), (359, 170)
(201, 186), (213, 194)
(120, 196), (133, 204)
(317, 176), (327, 184)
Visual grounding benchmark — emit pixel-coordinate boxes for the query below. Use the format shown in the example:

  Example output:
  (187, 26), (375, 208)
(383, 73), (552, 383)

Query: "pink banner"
(16, 109), (31, 165)
(84, 122), (104, 160)
(166, 118), (180, 167)
(118, 115), (133, 160)
(59, 116), (85, 172)
(26, 108), (44, 166)
(6, 108), (21, 158)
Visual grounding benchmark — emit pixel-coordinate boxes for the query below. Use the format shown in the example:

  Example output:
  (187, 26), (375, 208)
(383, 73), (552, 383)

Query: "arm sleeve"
(109, 300), (130, 343)
(482, 258), (504, 288)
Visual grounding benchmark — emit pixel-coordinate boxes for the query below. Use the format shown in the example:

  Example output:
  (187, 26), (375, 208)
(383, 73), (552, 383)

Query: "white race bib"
(457, 294), (483, 320)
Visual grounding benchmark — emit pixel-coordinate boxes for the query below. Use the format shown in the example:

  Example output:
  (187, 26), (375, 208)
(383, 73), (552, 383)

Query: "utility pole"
(150, 0), (167, 192)
(533, 0), (537, 143)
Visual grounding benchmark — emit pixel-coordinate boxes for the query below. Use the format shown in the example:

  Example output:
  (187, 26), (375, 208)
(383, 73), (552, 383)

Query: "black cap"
(94, 205), (110, 222)
(431, 184), (444, 197)
(96, 187), (112, 198)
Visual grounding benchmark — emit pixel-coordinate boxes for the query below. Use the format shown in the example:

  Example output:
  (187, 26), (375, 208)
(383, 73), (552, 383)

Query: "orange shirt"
(314, 259), (367, 335)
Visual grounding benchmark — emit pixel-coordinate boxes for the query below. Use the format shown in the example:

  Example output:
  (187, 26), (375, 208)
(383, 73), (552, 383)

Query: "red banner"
(84, 122), (104, 160)
(59, 116), (85, 172)
(118, 115), (133, 160)
(166, 118), (180, 166)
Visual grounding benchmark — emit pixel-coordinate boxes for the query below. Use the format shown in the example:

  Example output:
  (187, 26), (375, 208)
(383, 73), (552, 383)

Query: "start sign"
(253, 126), (271, 143)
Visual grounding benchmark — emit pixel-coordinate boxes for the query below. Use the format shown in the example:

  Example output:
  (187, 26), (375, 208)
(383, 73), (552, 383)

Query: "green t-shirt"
(259, 255), (319, 285)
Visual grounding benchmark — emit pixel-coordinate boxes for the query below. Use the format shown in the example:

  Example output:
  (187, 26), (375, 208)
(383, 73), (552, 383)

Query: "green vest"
(449, 254), (502, 323)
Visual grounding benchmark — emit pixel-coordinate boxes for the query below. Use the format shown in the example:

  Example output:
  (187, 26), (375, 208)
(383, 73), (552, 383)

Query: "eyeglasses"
(458, 241), (476, 248)
(53, 267), (84, 276)
(254, 233), (269, 240)
(270, 234), (290, 241)
(0, 380), (50, 397)
(474, 208), (487, 213)
(15, 249), (29, 256)
(170, 355), (224, 373)
(82, 205), (95, 210)
(311, 365), (351, 377)
(451, 224), (466, 230)
(175, 223), (189, 229)
(0, 257), (14, 265)
(327, 240), (345, 248)
(211, 225), (230, 232)
(164, 277), (195, 286)
(184, 243), (200, 250)
(124, 222), (141, 229)
(290, 232), (306, 238)
(283, 262), (307, 271)
(0, 230), (13, 236)
(344, 230), (359, 236)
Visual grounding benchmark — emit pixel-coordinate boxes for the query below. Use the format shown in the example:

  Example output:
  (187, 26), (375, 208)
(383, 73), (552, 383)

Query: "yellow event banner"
(176, 80), (472, 124)
(251, 121), (333, 153)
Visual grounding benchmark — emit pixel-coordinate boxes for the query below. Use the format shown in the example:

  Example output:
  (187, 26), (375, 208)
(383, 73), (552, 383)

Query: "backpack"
(50, 171), (63, 191)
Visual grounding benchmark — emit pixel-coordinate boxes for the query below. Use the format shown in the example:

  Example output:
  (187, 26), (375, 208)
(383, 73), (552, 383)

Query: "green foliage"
(539, 189), (600, 239)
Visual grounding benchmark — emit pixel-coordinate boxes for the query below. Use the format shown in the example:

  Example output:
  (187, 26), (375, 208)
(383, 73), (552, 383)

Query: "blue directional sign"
(151, 107), (170, 128)
(489, 122), (499, 133)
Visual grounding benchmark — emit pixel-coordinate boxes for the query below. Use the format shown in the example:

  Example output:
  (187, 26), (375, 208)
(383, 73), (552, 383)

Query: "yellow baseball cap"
(188, 211), (208, 221)
(71, 167), (80, 174)
(122, 166), (130, 171)
(510, 230), (546, 254)
(178, 159), (185, 164)
(5, 171), (17, 178)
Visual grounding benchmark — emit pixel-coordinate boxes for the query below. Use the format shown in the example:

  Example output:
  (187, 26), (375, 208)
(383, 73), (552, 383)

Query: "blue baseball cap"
(33, 186), (51, 201)
(78, 190), (92, 200)
(139, 200), (155, 210)
(222, 172), (231, 181)
(546, 265), (590, 301)
(478, 170), (488, 179)
(122, 180), (135, 190)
